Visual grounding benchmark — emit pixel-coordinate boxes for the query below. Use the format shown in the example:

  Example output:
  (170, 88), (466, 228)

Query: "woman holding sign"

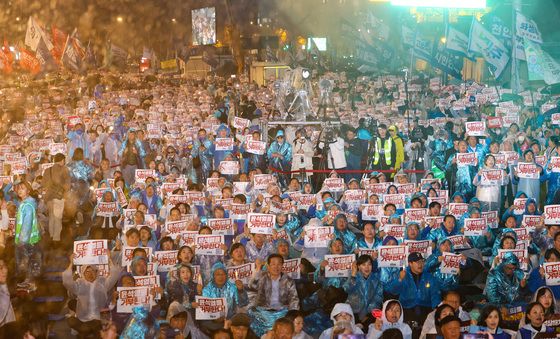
(473, 154), (508, 212)
(513, 150), (546, 206)
(344, 254), (383, 328)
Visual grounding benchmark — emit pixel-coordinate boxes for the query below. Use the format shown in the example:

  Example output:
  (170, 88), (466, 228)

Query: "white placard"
(247, 213), (275, 235)
(324, 254), (355, 278)
(72, 240), (108, 265)
(195, 297), (227, 320)
(378, 245), (407, 268)
(194, 235), (225, 256)
(304, 226), (334, 248)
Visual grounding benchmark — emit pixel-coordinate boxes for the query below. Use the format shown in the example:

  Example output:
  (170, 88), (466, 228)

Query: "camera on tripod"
(363, 117), (378, 138)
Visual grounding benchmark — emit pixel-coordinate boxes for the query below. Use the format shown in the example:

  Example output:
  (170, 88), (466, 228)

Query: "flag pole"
(511, 0), (522, 94)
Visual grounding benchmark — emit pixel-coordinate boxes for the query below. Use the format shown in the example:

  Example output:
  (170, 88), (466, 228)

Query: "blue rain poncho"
(484, 252), (525, 307)
(332, 214), (358, 254)
(425, 239), (461, 291)
(201, 262), (248, 319)
(343, 267), (384, 319)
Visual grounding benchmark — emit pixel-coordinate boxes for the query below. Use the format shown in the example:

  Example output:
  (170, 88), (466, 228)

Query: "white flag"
(468, 18), (510, 77)
(524, 39), (560, 85)
(446, 26), (469, 56)
(24, 17), (53, 52)
(367, 12), (390, 41)
(516, 12), (542, 43)
(514, 36), (526, 61)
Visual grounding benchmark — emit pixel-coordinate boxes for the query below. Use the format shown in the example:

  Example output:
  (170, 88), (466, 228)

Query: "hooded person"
(458, 206), (495, 252)
(473, 154), (508, 212)
(192, 128), (214, 184)
(333, 213), (358, 254)
(67, 122), (92, 161)
(445, 140), (476, 201)
(318, 303), (364, 339)
(513, 149), (546, 205)
(367, 300), (413, 339)
(518, 286), (560, 329)
(484, 252), (527, 307)
(165, 263), (198, 307)
(315, 238), (350, 289)
(429, 129), (451, 180)
(343, 254), (384, 324)
(267, 129), (292, 188)
(210, 124), (238, 169)
(199, 262), (248, 333)
(165, 301), (208, 339)
(379, 236), (402, 289)
(427, 215), (461, 244)
(425, 239), (464, 292)
(62, 257), (122, 337)
(118, 129), (147, 185)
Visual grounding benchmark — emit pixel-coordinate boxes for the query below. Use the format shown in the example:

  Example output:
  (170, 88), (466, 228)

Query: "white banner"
(247, 213), (275, 235)
(304, 226), (334, 248)
(440, 252), (462, 275)
(116, 287), (153, 313)
(227, 263), (256, 284)
(544, 205), (560, 225)
(464, 218), (487, 236)
(73, 240), (108, 265)
(154, 250), (178, 272)
(468, 18), (510, 77)
(378, 245), (407, 268)
(194, 235), (225, 255)
(516, 162), (540, 179)
(195, 297), (227, 320)
(516, 12), (542, 43)
(465, 121), (486, 137)
(324, 254), (355, 278)
(219, 161), (240, 175)
(544, 262), (560, 286)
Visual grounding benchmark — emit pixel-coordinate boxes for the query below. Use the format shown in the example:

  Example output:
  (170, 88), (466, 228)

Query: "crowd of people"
(0, 69), (560, 339)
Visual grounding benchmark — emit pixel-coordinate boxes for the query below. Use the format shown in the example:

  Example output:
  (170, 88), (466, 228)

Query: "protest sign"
(165, 220), (188, 238)
(207, 218), (234, 235)
(245, 140), (266, 155)
(385, 224), (405, 241)
(304, 226), (334, 248)
(116, 287), (153, 313)
(206, 178), (220, 192)
(464, 218), (487, 236)
(343, 190), (365, 203)
(282, 258), (301, 280)
(404, 240), (432, 257)
(404, 208), (427, 223)
(544, 262), (560, 286)
(73, 240), (108, 265)
(121, 247), (153, 267)
(440, 253), (462, 275)
(233, 117), (250, 129)
(247, 213), (275, 235)
(154, 251), (178, 272)
(516, 162), (540, 179)
(219, 161), (240, 175)
(482, 211), (499, 229)
(227, 263), (255, 285)
(135, 169), (156, 183)
(544, 205), (560, 225)
(456, 153), (477, 167)
(230, 203), (251, 219)
(194, 235), (225, 255)
(498, 249), (528, 270)
(378, 245), (407, 268)
(513, 198), (528, 215)
(361, 204), (383, 221)
(447, 235), (471, 250)
(322, 178), (345, 192)
(465, 121), (486, 136)
(480, 169), (505, 185)
(324, 254), (355, 278)
(522, 215), (541, 231)
(195, 297), (227, 320)
(178, 231), (198, 247)
(214, 138), (234, 151)
(253, 174), (275, 190)
(96, 202), (119, 217)
(447, 203), (469, 217)
(383, 194), (407, 209)
(233, 181), (249, 195)
(550, 157), (560, 173)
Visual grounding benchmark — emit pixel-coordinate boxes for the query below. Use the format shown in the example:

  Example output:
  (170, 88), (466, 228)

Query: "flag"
(105, 42), (128, 68)
(401, 25), (415, 47)
(25, 17), (52, 52)
(481, 13), (525, 61)
(446, 26), (469, 56)
(432, 42), (463, 79)
(516, 11), (542, 43)
(85, 41), (97, 68)
(266, 45), (278, 62)
(19, 46), (41, 74)
(524, 39), (560, 84)
(355, 38), (394, 70)
(468, 18), (510, 77)
(514, 36), (526, 61)
(51, 26), (68, 63)
(35, 36), (57, 72)
(366, 12), (390, 41)
(414, 34), (434, 62)
(61, 31), (82, 72)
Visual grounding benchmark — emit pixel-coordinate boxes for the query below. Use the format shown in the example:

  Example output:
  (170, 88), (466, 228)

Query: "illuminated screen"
(307, 38), (327, 51)
(192, 7), (216, 45)
(390, 0), (486, 8)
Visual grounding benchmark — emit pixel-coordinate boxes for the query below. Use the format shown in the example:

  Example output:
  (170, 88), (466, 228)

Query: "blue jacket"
(267, 140), (292, 171)
(528, 267), (560, 300)
(425, 239), (461, 292)
(484, 252), (524, 307)
(202, 262), (249, 319)
(343, 271), (384, 319)
(385, 267), (441, 309)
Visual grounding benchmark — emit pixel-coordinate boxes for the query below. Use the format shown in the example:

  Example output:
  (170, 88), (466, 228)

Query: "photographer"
(318, 128), (347, 173)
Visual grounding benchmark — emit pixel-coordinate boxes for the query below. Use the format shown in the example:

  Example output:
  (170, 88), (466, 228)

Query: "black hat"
(230, 313), (251, 327)
(408, 252), (424, 262)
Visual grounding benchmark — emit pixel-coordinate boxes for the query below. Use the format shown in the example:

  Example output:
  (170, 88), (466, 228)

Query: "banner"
(516, 162), (540, 179)
(19, 47), (41, 74)
(304, 226), (334, 248)
(524, 39), (560, 85)
(516, 12), (542, 43)
(378, 245), (407, 268)
(414, 34), (434, 62)
(544, 262), (560, 286)
(116, 287), (153, 313)
(227, 263), (255, 284)
(25, 17), (51, 51)
(440, 252), (462, 275)
(464, 218), (487, 236)
(468, 18), (510, 77)
(324, 254), (355, 278)
(446, 26), (470, 56)
(61, 30), (82, 72)
(73, 240), (108, 265)
(544, 205), (560, 225)
(207, 218), (234, 235)
(247, 213), (275, 234)
(401, 25), (415, 47)
(194, 235), (224, 255)
(154, 250), (178, 272)
(195, 297), (227, 320)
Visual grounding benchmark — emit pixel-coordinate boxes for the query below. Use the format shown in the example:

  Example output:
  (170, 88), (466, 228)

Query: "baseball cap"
(408, 252), (424, 262)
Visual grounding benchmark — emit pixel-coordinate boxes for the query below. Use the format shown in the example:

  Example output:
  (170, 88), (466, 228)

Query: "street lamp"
(117, 16), (123, 23)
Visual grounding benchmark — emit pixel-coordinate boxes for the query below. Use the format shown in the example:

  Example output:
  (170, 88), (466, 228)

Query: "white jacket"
(367, 300), (412, 339)
(320, 137), (347, 170)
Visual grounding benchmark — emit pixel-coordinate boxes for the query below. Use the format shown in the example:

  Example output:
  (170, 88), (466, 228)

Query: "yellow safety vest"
(373, 138), (392, 165)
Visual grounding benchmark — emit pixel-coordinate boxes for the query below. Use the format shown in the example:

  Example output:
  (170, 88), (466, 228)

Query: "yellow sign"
(160, 59), (177, 69)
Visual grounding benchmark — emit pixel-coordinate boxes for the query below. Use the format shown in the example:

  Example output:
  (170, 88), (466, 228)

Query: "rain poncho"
(446, 152), (475, 201)
(165, 264), (197, 306)
(274, 213), (303, 241)
(367, 300), (412, 339)
(513, 153), (546, 205)
(67, 129), (92, 160)
(267, 133), (293, 172)
(343, 266), (384, 319)
(429, 137), (450, 179)
(118, 133), (147, 167)
(68, 160), (94, 183)
(210, 124), (238, 168)
(318, 303), (364, 339)
(314, 239), (348, 289)
(192, 135), (213, 183)
(201, 262), (248, 319)
(333, 214), (358, 254)
(425, 239), (461, 291)
(385, 266), (441, 309)
(379, 236), (402, 286)
(484, 252), (525, 306)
